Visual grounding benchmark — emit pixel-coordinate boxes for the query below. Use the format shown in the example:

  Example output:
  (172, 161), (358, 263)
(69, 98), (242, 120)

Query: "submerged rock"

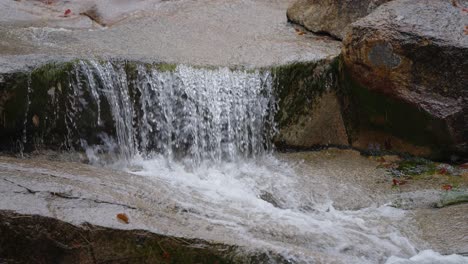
(287, 0), (392, 40)
(341, 0), (468, 160)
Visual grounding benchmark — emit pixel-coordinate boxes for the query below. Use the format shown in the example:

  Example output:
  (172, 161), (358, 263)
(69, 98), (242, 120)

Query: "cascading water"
(72, 60), (276, 165)
(57, 60), (466, 263)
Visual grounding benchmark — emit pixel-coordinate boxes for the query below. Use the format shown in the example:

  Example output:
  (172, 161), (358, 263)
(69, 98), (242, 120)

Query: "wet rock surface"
(0, 0), (346, 156)
(0, 0), (341, 71)
(1, 1), (468, 262)
(341, 0), (468, 159)
(274, 60), (349, 149)
(1, 149), (467, 262)
(287, 0), (392, 39)
(0, 59), (349, 156)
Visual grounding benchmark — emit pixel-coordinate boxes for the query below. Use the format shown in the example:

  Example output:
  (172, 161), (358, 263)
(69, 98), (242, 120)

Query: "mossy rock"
(389, 157), (438, 177)
(272, 58), (339, 129)
(436, 191), (468, 208)
(0, 61), (77, 152)
(0, 211), (287, 264)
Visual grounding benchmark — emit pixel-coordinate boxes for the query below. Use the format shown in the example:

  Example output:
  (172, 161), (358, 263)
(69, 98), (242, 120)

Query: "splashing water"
(65, 60), (466, 263)
(123, 154), (421, 263)
(72, 60), (276, 165)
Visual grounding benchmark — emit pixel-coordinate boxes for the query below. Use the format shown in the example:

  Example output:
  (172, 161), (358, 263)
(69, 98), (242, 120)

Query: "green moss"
(90, 231), (236, 264)
(154, 63), (178, 72)
(124, 61), (139, 75)
(272, 59), (338, 128)
(1, 210), (294, 264)
(436, 191), (468, 208)
(0, 61), (79, 151)
(393, 157), (437, 176)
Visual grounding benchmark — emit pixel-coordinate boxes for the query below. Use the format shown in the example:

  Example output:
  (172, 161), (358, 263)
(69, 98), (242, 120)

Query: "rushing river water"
(54, 61), (468, 263)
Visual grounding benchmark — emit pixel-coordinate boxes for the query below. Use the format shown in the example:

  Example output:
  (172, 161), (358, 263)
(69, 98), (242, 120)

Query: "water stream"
(72, 61), (276, 165)
(61, 61), (467, 263)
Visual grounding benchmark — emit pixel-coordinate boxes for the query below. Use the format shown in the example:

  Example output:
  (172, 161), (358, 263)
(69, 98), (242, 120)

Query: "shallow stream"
(9, 61), (468, 263)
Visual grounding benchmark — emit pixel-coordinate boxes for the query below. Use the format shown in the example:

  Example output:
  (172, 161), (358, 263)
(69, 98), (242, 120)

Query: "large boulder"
(341, 0), (468, 160)
(287, 0), (392, 40)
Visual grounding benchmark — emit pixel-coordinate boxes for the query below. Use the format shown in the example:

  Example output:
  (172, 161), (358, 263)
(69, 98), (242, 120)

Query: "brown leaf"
(116, 213), (129, 224)
(392, 179), (407, 186)
(32, 114), (40, 127)
(442, 184), (452, 191)
(438, 167), (448, 175)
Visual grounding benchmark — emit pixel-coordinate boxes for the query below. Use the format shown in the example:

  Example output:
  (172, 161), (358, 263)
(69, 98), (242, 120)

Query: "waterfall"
(70, 60), (277, 164)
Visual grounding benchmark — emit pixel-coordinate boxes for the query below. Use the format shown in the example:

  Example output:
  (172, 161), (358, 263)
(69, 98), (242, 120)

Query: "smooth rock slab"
(0, 0), (341, 72)
(1, 150), (467, 261)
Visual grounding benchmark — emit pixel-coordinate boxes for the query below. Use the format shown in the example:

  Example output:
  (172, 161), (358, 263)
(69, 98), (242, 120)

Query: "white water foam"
(120, 154), (421, 263)
(386, 250), (468, 264)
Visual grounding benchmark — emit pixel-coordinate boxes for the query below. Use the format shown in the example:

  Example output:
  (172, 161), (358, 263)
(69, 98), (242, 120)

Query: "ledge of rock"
(0, 211), (240, 264)
(0, 156), (290, 263)
(0, 0), (341, 71)
(0, 59), (346, 153)
(341, 0), (468, 160)
(287, 0), (392, 40)
(0, 0), (347, 155)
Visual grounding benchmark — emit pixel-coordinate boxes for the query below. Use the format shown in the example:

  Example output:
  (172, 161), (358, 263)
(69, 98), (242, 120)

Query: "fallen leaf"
(392, 179), (407, 186)
(438, 167), (448, 175)
(297, 31), (305, 36)
(442, 184), (452, 191)
(32, 114), (40, 127)
(64, 9), (72, 17)
(116, 213), (129, 224)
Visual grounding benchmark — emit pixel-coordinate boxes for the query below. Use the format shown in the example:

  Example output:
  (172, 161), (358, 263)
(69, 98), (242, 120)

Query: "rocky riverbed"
(1, 149), (467, 263)
(1, 0), (467, 263)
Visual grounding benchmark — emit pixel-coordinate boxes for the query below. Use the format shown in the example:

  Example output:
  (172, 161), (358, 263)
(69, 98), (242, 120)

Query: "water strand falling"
(18, 74), (32, 157)
(70, 60), (277, 165)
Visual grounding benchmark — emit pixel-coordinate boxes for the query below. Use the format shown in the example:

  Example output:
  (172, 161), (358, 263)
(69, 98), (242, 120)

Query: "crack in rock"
(2, 178), (137, 210)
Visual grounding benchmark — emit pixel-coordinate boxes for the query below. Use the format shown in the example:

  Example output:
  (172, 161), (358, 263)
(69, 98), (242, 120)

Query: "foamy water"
(111, 154), (427, 263)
